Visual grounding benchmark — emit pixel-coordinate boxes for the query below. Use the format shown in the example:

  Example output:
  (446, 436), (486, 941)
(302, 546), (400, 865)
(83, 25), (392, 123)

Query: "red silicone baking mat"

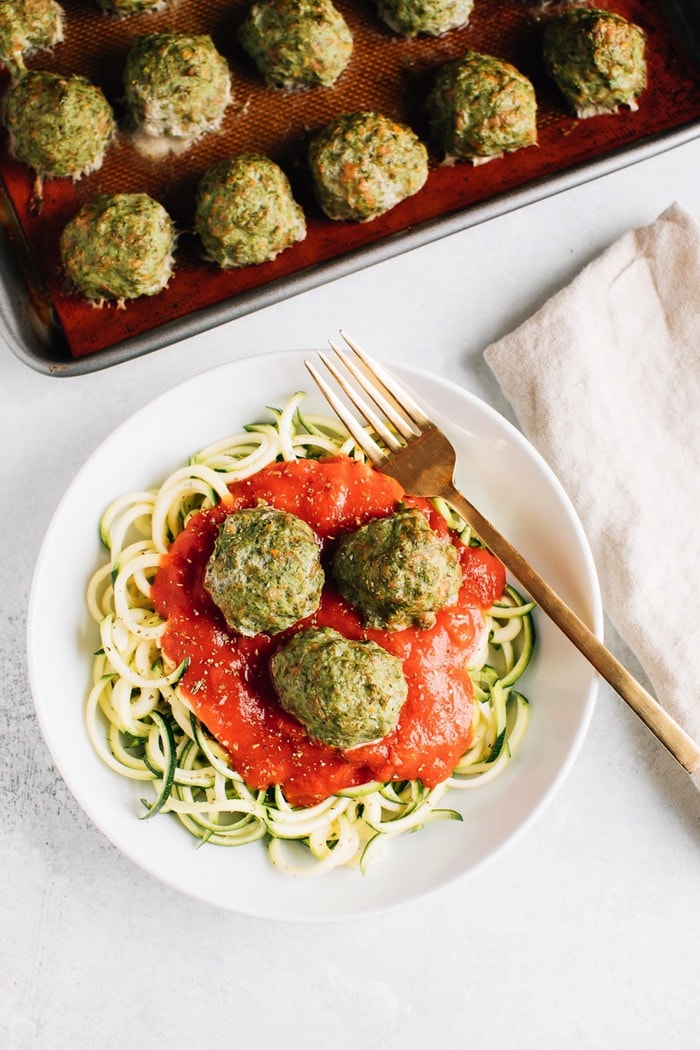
(1, 0), (699, 372)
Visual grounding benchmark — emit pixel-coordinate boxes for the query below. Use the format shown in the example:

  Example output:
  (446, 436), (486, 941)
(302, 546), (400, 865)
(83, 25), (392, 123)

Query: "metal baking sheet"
(1, 0), (699, 376)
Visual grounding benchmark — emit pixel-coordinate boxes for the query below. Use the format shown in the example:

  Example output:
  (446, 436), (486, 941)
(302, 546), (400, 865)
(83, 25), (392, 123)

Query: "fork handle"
(445, 485), (700, 775)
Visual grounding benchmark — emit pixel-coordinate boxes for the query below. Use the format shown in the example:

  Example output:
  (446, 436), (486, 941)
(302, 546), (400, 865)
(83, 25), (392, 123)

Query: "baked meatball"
(0, 0), (63, 76)
(543, 8), (647, 117)
(204, 505), (323, 636)
(238, 0), (353, 90)
(374, 0), (473, 38)
(123, 33), (232, 145)
(94, 0), (168, 14)
(4, 70), (115, 180)
(426, 51), (537, 162)
(332, 507), (462, 630)
(308, 111), (428, 222)
(270, 626), (408, 748)
(195, 154), (306, 268)
(60, 193), (176, 303)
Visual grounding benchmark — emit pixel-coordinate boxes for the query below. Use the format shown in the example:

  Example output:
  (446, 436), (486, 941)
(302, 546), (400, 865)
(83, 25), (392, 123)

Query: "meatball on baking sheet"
(0, 0), (698, 372)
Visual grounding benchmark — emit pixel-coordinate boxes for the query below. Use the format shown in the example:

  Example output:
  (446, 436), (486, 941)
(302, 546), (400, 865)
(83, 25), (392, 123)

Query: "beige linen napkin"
(484, 202), (700, 777)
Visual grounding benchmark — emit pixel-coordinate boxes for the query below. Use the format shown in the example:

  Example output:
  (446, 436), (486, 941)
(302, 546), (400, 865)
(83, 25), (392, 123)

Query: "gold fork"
(305, 332), (700, 776)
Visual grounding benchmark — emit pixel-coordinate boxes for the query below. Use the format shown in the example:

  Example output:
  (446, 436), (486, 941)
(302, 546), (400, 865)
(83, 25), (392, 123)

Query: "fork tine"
(318, 349), (403, 452)
(328, 339), (418, 442)
(339, 330), (432, 431)
(304, 359), (387, 466)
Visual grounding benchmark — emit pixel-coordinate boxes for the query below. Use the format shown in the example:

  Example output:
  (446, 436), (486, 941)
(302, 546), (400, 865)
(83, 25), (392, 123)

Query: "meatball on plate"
(204, 504), (323, 635)
(332, 507), (462, 630)
(270, 626), (408, 749)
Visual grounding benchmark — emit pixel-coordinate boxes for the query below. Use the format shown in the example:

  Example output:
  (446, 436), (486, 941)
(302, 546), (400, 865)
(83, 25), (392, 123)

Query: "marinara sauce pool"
(151, 456), (506, 806)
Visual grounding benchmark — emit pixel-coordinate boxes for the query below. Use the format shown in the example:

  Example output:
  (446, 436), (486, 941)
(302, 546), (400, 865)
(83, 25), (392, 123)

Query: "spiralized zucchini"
(86, 393), (535, 876)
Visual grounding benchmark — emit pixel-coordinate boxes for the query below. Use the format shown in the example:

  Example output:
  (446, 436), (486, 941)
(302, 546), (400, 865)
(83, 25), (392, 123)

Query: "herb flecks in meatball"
(60, 193), (176, 304)
(205, 505), (323, 636)
(124, 33), (232, 147)
(427, 51), (537, 162)
(270, 626), (408, 748)
(0, 0), (63, 76)
(375, 0), (472, 38)
(195, 154), (306, 268)
(308, 111), (428, 222)
(5, 70), (115, 181)
(543, 8), (647, 118)
(332, 507), (462, 631)
(238, 0), (352, 90)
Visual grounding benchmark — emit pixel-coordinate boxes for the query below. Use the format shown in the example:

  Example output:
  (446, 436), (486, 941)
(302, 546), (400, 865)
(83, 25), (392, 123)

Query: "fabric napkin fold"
(484, 202), (700, 777)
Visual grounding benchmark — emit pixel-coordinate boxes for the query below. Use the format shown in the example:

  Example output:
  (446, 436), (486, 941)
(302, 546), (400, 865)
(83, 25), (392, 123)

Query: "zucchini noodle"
(86, 392), (535, 877)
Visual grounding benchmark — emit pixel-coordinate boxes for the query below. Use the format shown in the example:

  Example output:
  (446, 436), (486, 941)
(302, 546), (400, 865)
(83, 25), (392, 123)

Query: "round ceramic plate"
(27, 350), (602, 922)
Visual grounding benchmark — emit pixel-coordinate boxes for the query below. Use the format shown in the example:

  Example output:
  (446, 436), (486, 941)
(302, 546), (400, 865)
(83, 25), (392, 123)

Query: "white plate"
(27, 350), (602, 922)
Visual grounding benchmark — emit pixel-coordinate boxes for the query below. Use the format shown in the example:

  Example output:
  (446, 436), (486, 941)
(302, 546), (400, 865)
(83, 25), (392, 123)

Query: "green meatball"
(204, 505), (323, 636)
(332, 507), (462, 630)
(195, 154), (306, 268)
(308, 111), (428, 222)
(0, 0), (63, 76)
(95, 0), (168, 15)
(270, 626), (408, 748)
(426, 51), (537, 161)
(543, 8), (647, 117)
(124, 33), (232, 143)
(374, 0), (472, 38)
(238, 0), (353, 90)
(5, 70), (115, 179)
(60, 194), (176, 303)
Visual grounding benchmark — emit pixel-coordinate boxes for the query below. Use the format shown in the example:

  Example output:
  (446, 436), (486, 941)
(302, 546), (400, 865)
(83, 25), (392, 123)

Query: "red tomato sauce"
(151, 457), (506, 806)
